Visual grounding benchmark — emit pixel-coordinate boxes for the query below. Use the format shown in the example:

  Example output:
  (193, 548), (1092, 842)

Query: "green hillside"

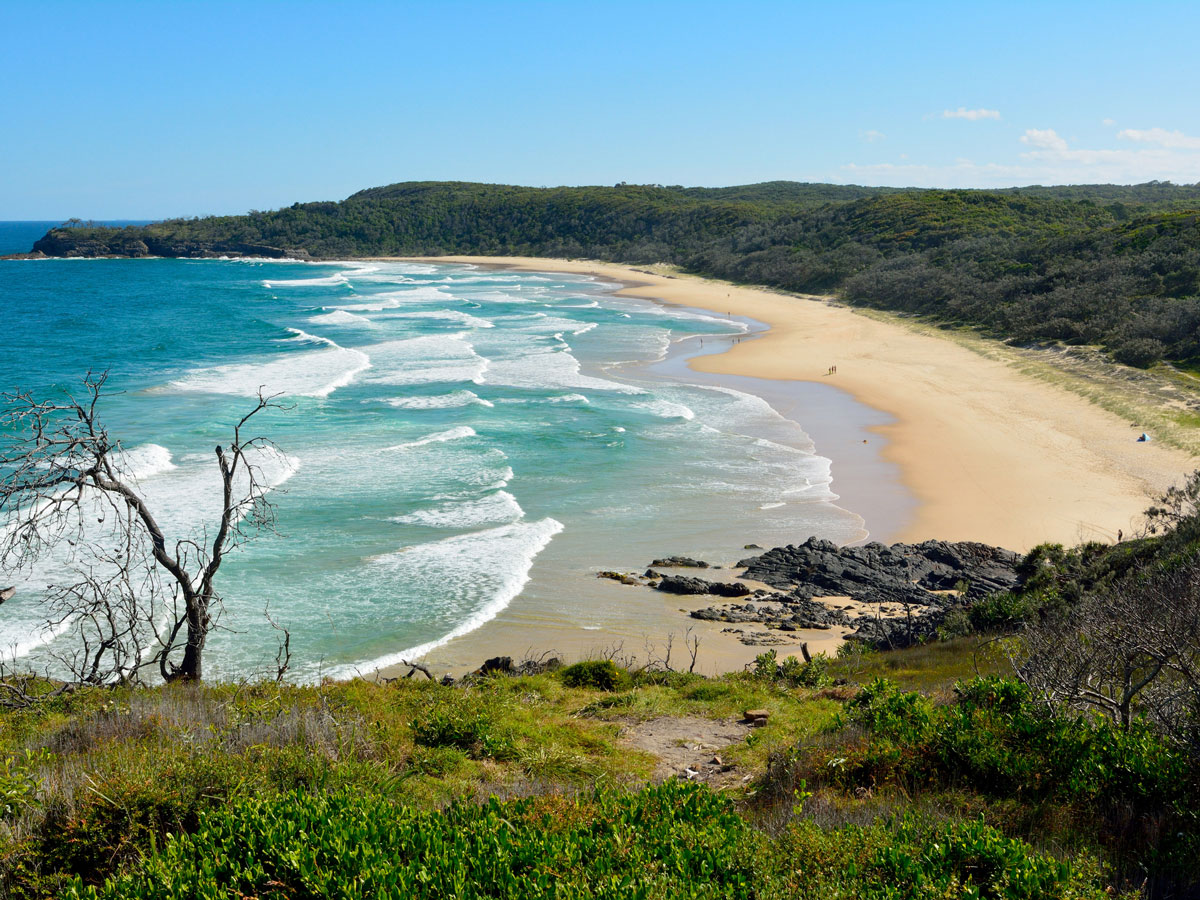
(25, 180), (1200, 367)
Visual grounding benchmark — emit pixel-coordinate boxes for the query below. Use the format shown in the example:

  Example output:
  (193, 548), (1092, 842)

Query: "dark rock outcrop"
(597, 570), (640, 586)
(29, 229), (310, 260)
(653, 575), (751, 597)
(691, 594), (851, 630)
(679, 536), (1023, 651)
(649, 556), (709, 568)
(739, 537), (1020, 601)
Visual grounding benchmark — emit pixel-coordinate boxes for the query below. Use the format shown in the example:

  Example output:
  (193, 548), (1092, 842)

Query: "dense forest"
(24, 180), (1200, 368)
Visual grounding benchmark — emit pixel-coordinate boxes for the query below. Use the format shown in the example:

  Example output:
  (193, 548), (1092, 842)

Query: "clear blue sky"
(4, 0), (1200, 218)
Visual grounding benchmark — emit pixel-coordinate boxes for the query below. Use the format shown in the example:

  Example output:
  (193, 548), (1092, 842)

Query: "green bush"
(872, 816), (1104, 899)
(752, 649), (833, 688)
(827, 676), (1199, 885)
(68, 781), (763, 899)
(560, 660), (624, 691)
(0, 748), (51, 817)
(409, 694), (510, 759)
(777, 814), (1109, 899)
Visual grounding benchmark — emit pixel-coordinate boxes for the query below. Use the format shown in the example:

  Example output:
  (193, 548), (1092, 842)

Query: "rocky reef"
(602, 536), (1022, 650)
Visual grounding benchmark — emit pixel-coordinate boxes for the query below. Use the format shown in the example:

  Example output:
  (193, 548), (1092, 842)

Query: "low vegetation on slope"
(0, 618), (1195, 897)
(4, 477), (1200, 896)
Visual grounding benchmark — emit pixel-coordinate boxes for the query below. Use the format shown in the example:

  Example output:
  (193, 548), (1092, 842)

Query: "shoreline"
(359, 254), (1196, 679)
(391, 256), (1196, 551)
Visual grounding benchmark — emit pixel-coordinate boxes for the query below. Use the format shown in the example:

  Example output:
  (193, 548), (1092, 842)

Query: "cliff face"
(28, 230), (310, 260)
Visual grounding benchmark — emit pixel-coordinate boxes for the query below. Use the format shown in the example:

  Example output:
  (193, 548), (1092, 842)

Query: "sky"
(3, 0), (1200, 218)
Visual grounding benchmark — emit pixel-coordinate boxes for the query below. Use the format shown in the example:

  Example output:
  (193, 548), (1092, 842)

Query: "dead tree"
(0, 372), (287, 684)
(1014, 561), (1200, 748)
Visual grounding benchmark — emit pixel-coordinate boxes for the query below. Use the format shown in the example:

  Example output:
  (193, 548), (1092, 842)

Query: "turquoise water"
(0, 256), (870, 680)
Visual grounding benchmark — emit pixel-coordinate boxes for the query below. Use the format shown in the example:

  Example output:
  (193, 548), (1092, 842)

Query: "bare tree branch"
(0, 373), (290, 685)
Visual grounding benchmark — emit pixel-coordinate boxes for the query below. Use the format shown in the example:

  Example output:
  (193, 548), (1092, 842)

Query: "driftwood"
(400, 659), (434, 680)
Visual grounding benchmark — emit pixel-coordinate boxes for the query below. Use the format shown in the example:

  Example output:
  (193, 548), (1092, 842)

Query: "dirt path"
(619, 716), (753, 786)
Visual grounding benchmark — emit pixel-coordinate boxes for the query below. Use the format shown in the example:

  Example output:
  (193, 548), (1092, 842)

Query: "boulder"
(597, 570), (640, 586)
(654, 575), (751, 597)
(477, 656), (515, 676)
(649, 556), (709, 568)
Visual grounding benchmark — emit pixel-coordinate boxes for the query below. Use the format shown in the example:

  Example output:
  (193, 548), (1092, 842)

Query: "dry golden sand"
(368, 256), (1197, 678)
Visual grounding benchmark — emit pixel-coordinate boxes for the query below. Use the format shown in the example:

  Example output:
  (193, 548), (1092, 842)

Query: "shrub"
(825, 676), (1200, 887)
(1112, 337), (1166, 368)
(560, 660), (624, 691)
(68, 781), (764, 899)
(844, 678), (933, 740)
(409, 694), (510, 759)
(753, 649), (833, 688)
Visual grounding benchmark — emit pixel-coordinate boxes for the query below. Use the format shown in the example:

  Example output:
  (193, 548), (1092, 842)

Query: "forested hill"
(22, 180), (1200, 367)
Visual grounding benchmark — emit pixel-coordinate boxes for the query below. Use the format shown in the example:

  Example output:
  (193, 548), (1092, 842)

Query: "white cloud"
(1020, 129), (1069, 152)
(1117, 127), (1200, 150)
(841, 125), (1200, 188)
(860, 129), (885, 143)
(1102, 118), (1116, 127)
(942, 107), (1001, 121)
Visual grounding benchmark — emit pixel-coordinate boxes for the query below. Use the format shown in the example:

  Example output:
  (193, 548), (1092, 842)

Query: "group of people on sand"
(826, 364), (837, 375)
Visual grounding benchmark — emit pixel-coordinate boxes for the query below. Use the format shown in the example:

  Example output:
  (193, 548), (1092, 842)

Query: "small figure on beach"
(1137, 432), (1150, 442)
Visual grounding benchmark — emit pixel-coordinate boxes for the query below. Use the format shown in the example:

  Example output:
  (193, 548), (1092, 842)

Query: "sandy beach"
(398, 256), (1196, 551)
(368, 255), (1197, 679)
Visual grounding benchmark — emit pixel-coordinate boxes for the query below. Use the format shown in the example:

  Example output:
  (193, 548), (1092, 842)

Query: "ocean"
(0, 246), (904, 680)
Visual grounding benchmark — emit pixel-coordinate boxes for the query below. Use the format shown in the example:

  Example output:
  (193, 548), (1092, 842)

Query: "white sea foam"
(308, 309), (375, 327)
(349, 263), (441, 278)
(502, 313), (596, 336)
(0, 618), (77, 664)
(172, 332), (370, 398)
(605, 299), (750, 333)
(630, 399), (695, 420)
(760, 502), (786, 510)
(481, 348), (642, 394)
(468, 290), (536, 304)
(279, 327), (336, 346)
(384, 426), (477, 451)
(382, 309), (495, 329)
(0, 443), (301, 665)
(114, 443), (177, 480)
(324, 517), (564, 678)
(690, 384), (817, 452)
(263, 272), (348, 288)
(333, 286), (459, 312)
(391, 490), (523, 529)
(385, 390), (494, 410)
(361, 335), (489, 386)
